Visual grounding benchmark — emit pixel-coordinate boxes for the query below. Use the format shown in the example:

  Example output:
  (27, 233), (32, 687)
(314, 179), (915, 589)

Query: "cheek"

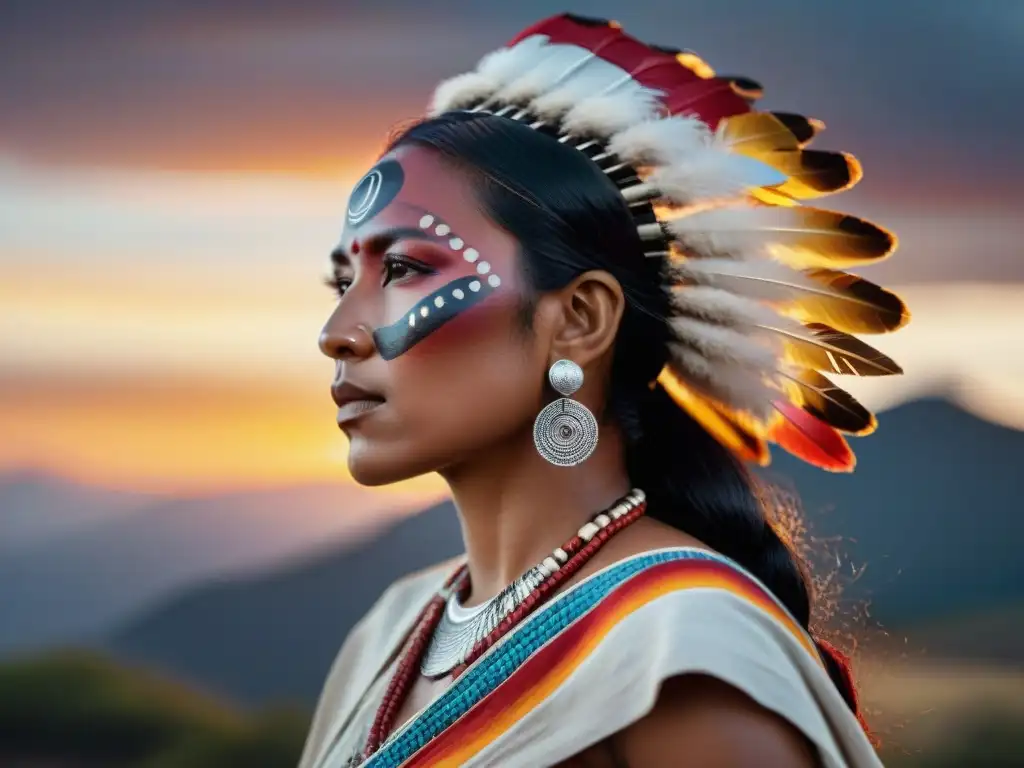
(389, 297), (542, 421)
(403, 294), (512, 357)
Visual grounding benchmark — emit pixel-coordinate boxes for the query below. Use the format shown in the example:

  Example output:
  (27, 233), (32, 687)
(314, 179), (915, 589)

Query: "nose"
(319, 314), (376, 361)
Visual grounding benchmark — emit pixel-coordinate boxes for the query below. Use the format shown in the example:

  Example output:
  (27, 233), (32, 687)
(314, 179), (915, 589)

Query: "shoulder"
(612, 674), (820, 768)
(552, 548), (877, 766)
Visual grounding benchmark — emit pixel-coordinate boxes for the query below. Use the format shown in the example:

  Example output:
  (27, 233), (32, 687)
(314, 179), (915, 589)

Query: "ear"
(543, 270), (626, 370)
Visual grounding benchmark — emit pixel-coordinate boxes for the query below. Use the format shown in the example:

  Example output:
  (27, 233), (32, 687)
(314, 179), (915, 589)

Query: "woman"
(302, 14), (907, 768)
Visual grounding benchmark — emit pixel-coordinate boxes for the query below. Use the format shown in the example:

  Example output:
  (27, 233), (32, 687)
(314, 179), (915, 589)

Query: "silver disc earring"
(533, 359), (599, 467)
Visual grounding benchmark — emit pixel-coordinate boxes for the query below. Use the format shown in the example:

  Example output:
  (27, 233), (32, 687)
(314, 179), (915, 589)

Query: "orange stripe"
(404, 558), (819, 766)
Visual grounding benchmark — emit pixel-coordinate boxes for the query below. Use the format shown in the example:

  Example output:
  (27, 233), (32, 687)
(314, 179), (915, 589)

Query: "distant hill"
(0, 470), (157, 553)
(764, 398), (1024, 623)
(0, 480), (414, 654)
(108, 500), (463, 706)
(108, 398), (1024, 708)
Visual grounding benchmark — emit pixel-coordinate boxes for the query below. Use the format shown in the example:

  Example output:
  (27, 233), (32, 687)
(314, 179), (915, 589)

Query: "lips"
(331, 381), (385, 426)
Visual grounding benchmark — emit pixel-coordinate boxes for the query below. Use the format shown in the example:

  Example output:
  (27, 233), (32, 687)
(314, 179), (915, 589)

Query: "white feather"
(478, 36), (550, 83)
(669, 316), (780, 367)
(530, 79), (600, 120)
(643, 151), (765, 206)
(429, 72), (500, 115)
(667, 205), (794, 258)
(665, 345), (778, 418)
(561, 89), (663, 136)
(496, 44), (602, 104)
(607, 116), (711, 166)
(669, 257), (817, 304)
(669, 285), (784, 328)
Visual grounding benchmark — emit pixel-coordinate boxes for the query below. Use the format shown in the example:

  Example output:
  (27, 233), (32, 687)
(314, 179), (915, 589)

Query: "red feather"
(769, 400), (855, 472)
(506, 13), (750, 129)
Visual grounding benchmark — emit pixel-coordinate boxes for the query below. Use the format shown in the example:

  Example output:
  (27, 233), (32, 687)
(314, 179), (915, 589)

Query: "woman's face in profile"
(319, 145), (548, 485)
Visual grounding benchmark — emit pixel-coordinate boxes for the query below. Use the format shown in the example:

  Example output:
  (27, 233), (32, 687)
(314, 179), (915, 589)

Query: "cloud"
(2, 0), (1021, 194)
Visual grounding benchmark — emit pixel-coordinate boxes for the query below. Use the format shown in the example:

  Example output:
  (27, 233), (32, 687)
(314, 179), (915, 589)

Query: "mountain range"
(95, 398), (1023, 708)
(0, 477), (414, 654)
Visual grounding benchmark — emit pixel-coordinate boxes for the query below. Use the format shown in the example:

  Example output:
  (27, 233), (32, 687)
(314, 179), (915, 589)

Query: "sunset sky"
(2, 1), (1022, 494)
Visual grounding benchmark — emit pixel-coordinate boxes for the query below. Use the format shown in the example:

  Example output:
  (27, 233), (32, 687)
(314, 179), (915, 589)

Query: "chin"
(345, 440), (437, 487)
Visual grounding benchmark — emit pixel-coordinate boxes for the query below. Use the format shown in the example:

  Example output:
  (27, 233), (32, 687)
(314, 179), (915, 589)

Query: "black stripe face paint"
(373, 273), (498, 360)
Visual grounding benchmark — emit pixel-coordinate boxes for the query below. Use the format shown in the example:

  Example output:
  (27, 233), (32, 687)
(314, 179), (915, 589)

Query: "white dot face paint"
(366, 204), (509, 361)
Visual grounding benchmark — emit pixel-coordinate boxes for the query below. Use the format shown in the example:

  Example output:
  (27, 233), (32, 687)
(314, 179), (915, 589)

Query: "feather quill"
(666, 206), (896, 268)
(672, 259), (909, 334)
(772, 322), (902, 376)
(781, 369), (876, 435)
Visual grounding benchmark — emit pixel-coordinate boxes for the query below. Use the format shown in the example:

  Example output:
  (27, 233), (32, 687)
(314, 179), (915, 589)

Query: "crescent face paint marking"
(371, 213), (504, 360)
(346, 159), (405, 226)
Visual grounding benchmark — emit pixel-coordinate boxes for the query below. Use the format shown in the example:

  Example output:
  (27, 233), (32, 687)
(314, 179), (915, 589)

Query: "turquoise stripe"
(366, 548), (725, 767)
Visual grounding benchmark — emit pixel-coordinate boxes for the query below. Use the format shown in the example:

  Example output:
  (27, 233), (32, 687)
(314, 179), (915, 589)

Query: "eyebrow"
(330, 226), (440, 266)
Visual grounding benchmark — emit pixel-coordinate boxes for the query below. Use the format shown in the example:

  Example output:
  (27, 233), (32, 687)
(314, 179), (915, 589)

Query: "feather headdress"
(428, 13), (908, 471)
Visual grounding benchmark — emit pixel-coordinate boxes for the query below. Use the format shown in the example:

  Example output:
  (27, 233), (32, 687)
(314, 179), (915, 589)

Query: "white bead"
(542, 556), (560, 573)
(452, 288), (465, 300)
(595, 514), (611, 528)
(420, 306), (429, 317)
(476, 261), (491, 274)
(408, 314), (416, 327)
(435, 223), (450, 236)
(578, 522), (600, 542)
(449, 237), (464, 250)
(487, 274), (501, 288)
(553, 547), (568, 563)
(434, 296), (444, 308)
(419, 214), (434, 229)
(469, 280), (481, 292)
(463, 248), (479, 263)
(536, 561), (550, 577)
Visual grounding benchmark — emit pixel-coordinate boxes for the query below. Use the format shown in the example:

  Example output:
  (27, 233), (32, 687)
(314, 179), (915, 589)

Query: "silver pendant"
(420, 566), (545, 678)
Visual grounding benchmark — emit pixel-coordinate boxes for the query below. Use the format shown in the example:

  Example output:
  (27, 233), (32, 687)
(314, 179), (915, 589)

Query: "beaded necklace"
(358, 489), (648, 762)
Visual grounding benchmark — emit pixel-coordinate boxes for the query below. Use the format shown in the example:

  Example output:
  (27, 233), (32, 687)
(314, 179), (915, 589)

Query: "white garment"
(298, 549), (882, 768)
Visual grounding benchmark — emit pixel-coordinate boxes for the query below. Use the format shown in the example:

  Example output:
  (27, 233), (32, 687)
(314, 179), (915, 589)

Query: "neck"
(440, 422), (632, 604)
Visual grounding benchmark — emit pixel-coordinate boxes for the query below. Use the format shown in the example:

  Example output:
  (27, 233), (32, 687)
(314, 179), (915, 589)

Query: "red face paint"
(334, 146), (524, 360)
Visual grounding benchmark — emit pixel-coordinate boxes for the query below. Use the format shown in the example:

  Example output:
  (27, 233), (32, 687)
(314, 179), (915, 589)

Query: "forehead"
(346, 144), (484, 233)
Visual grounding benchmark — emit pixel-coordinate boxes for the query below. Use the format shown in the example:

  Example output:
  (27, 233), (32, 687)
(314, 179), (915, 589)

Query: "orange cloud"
(0, 372), (447, 499)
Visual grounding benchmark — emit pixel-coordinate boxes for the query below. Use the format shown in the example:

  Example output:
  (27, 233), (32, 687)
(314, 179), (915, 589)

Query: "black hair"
(387, 111), (862, 718)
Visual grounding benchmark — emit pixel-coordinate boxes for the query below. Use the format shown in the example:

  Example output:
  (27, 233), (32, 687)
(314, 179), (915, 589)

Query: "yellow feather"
(658, 368), (770, 464)
(719, 112), (801, 154)
(781, 369), (877, 436)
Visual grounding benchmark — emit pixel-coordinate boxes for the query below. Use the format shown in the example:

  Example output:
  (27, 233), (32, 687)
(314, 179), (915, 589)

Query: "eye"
(323, 274), (352, 298)
(382, 253), (434, 287)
